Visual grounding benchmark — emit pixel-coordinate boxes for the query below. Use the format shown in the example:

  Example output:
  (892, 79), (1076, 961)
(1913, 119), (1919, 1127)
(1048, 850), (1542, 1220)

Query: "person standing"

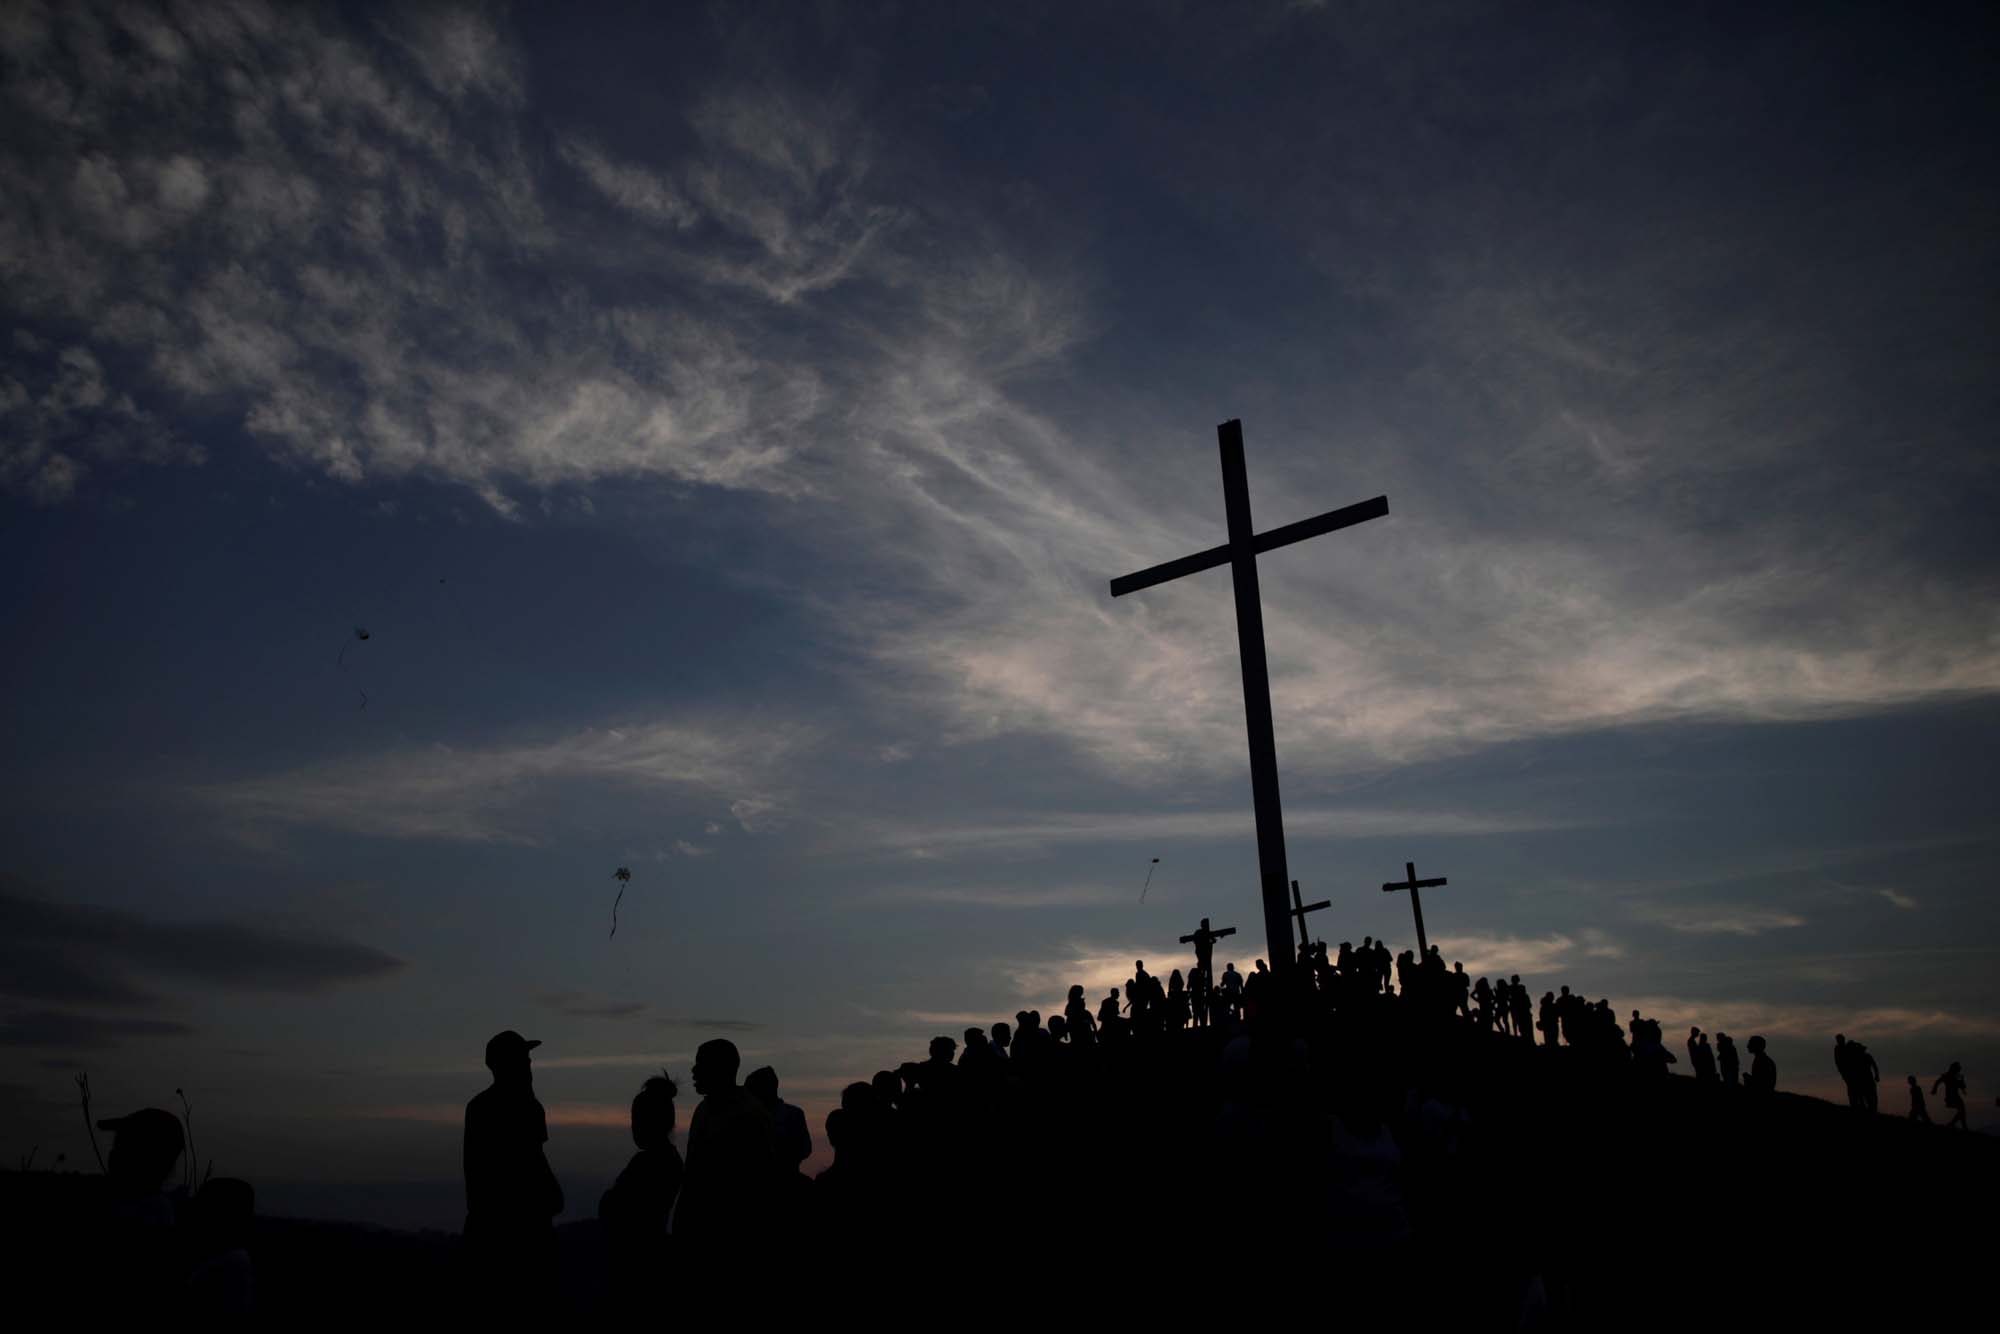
(677, 1038), (778, 1261)
(1745, 1036), (1777, 1095)
(1906, 1075), (1932, 1123)
(1716, 1032), (1740, 1087)
(463, 1030), (563, 1308)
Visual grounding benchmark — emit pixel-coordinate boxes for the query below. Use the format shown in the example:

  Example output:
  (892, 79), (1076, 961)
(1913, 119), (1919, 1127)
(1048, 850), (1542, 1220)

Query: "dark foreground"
(5, 1003), (1991, 1325)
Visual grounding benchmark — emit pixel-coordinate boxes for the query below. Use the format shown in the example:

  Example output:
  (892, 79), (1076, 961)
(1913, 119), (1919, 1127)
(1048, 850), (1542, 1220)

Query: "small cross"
(1179, 916), (1238, 986)
(1288, 878), (1330, 954)
(1381, 860), (1449, 957)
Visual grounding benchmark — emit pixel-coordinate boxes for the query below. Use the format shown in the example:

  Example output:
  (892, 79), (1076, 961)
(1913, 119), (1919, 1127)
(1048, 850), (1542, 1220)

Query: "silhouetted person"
(463, 1031), (561, 1308)
(1221, 962), (1243, 1019)
(678, 1037), (778, 1260)
(1689, 1027), (1717, 1082)
(1932, 1062), (1968, 1130)
(1907, 1075), (1931, 1123)
(746, 1065), (814, 1170)
(600, 1072), (684, 1304)
(1538, 991), (1559, 1047)
(990, 1020), (1012, 1060)
(1835, 1035), (1879, 1113)
(1745, 1036), (1776, 1094)
(1716, 1032), (1740, 1087)
(94, 1106), (185, 1314)
(186, 1176), (255, 1313)
(1509, 975), (1531, 1037)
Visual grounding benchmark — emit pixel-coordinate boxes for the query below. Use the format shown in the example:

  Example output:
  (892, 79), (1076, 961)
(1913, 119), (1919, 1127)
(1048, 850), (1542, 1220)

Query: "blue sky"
(3, 0), (1997, 1225)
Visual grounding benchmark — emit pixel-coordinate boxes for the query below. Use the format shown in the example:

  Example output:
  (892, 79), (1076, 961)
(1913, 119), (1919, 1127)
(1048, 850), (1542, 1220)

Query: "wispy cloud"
(847, 804), (1582, 857)
(1623, 996), (2000, 1043)
(203, 715), (810, 843)
(1640, 906), (1808, 937)
(1429, 930), (1625, 979)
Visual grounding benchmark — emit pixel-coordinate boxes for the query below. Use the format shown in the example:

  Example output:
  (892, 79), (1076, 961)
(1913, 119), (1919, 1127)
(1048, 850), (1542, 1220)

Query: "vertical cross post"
(1218, 421), (1296, 977)
(1289, 878), (1331, 955)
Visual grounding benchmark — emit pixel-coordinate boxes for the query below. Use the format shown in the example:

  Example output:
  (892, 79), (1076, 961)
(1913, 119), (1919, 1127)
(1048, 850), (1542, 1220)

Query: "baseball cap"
(95, 1107), (185, 1150)
(484, 1030), (542, 1066)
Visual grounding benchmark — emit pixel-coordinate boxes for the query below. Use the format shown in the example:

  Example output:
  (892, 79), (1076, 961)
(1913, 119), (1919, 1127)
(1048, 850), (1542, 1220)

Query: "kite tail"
(609, 884), (626, 939)
(1140, 864), (1157, 902)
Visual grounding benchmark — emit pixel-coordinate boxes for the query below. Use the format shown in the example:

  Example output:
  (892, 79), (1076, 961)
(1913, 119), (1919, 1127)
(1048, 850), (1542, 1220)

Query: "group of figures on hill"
(66, 924), (1981, 1314)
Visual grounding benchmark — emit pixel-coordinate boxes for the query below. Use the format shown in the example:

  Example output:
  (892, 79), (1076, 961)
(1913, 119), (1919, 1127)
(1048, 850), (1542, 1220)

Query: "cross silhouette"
(1110, 420), (1387, 976)
(1381, 860), (1449, 957)
(1289, 878), (1330, 953)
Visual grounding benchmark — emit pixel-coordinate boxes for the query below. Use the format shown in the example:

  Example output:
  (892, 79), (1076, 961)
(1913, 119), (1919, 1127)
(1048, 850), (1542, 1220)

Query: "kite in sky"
(610, 867), (633, 939)
(1140, 857), (1161, 902)
(336, 626), (371, 708)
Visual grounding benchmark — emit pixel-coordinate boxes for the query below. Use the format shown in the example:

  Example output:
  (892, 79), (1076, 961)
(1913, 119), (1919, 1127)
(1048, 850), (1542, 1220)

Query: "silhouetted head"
(1560, 985), (1571, 997)
(825, 1107), (847, 1151)
(991, 1021), (1011, 1050)
(964, 1027), (985, 1051)
(1068, 984), (1085, 1003)
(97, 1107), (183, 1192)
(1908, 1074), (1919, 1086)
(631, 1073), (678, 1149)
(744, 1065), (780, 1112)
(1201, 918), (1211, 930)
(1691, 1027), (1701, 1037)
(1135, 959), (1145, 972)
(1836, 1034), (1846, 1045)
(484, 1029), (541, 1083)
(1747, 1036), (1767, 1053)
(841, 1081), (875, 1114)
(1948, 1061), (1962, 1074)
(929, 1035), (956, 1063)
(1170, 969), (1182, 985)
(1255, 960), (1267, 974)
(692, 1038), (741, 1095)
(1510, 974), (1520, 984)
(1453, 962), (1464, 974)
(1049, 1015), (1068, 1040)
(1107, 987), (1120, 1000)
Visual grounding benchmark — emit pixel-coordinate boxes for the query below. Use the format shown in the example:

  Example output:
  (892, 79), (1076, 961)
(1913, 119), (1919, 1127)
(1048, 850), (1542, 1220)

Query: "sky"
(2, 0), (1997, 1228)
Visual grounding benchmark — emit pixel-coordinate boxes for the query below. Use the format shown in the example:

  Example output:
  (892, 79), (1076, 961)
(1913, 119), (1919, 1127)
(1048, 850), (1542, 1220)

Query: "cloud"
(847, 804), (1580, 857)
(0, 1009), (193, 1049)
(1640, 906), (1809, 937)
(1428, 930), (1625, 979)
(203, 714), (810, 843)
(861, 883), (1126, 909)
(0, 881), (405, 1007)
(657, 1018), (766, 1034)
(535, 990), (648, 1021)
(1877, 889), (1918, 911)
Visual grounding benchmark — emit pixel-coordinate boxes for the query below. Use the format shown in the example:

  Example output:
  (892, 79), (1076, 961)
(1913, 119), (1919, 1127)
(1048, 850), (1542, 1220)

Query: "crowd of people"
(63, 927), (1982, 1314)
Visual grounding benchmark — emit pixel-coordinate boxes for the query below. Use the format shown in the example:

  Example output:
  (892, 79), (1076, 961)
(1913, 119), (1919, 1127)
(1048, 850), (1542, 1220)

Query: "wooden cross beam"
(1111, 419), (1388, 976)
(1289, 878), (1331, 953)
(1381, 860), (1448, 957)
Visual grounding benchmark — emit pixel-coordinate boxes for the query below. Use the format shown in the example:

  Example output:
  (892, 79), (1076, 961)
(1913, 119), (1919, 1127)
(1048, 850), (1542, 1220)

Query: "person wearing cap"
(463, 1030), (563, 1302)
(93, 1107), (186, 1314)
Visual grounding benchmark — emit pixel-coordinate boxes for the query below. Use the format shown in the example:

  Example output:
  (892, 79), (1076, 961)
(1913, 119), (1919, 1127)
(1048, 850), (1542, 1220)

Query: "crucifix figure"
(1289, 878), (1331, 956)
(1179, 916), (1237, 987)
(1112, 420), (1388, 976)
(1381, 860), (1448, 957)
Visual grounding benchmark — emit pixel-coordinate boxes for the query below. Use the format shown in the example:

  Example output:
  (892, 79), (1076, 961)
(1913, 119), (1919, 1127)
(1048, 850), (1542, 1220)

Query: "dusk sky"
(3, 0), (1997, 1227)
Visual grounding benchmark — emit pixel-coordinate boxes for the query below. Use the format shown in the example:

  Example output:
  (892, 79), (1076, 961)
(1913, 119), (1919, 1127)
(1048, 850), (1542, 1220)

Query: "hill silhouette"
(3, 972), (1990, 1323)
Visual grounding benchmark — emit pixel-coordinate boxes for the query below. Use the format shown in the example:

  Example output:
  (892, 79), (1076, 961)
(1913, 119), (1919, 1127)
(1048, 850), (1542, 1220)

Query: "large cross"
(1289, 878), (1331, 953)
(1381, 860), (1448, 957)
(1112, 419), (1387, 976)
